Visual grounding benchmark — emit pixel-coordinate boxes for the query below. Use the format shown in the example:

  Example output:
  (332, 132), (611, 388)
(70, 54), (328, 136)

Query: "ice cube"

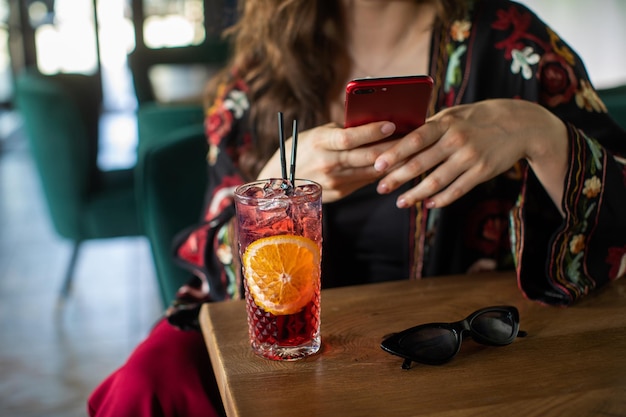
(293, 184), (317, 196)
(258, 198), (289, 211)
(240, 185), (265, 199)
(263, 178), (293, 198)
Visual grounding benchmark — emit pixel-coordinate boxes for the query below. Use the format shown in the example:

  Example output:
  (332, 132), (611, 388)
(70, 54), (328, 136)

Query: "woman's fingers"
(273, 121), (396, 176)
(342, 98), (557, 210)
(335, 139), (398, 169)
(372, 103), (523, 208)
(322, 121), (396, 151)
(374, 119), (447, 170)
(395, 159), (490, 208)
(374, 120), (448, 193)
(260, 121), (402, 203)
(319, 166), (383, 202)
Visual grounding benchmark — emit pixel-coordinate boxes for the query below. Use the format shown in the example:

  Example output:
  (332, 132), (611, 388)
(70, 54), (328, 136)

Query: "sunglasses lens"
(399, 326), (458, 363)
(471, 310), (516, 344)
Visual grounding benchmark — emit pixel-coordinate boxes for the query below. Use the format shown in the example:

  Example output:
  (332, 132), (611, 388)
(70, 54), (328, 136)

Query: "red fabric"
(88, 318), (223, 417)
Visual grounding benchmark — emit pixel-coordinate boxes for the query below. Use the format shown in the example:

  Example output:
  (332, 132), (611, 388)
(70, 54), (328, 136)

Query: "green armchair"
(598, 84), (626, 130)
(14, 69), (141, 299)
(16, 70), (210, 307)
(135, 103), (208, 306)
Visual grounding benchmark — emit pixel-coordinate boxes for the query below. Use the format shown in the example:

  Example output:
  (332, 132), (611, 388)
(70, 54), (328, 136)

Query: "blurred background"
(0, 1), (624, 416)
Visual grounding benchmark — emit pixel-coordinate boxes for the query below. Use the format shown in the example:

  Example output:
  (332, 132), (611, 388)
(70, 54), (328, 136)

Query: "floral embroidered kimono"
(167, 0), (626, 330)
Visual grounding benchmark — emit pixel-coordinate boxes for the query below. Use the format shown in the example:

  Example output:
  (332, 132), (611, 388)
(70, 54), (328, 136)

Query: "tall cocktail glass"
(234, 178), (322, 360)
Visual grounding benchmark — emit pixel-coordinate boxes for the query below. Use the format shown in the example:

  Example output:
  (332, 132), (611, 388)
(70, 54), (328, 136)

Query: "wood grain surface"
(200, 272), (626, 417)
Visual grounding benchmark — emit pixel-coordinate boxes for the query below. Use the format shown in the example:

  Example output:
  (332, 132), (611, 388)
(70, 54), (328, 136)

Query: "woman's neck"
(329, 1), (437, 125)
(342, 0), (437, 78)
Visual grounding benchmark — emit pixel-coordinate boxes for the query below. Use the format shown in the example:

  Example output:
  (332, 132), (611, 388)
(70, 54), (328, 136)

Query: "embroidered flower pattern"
(224, 89), (249, 119)
(443, 17), (472, 102)
(444, 3), (622, 302)
(575, 80), (608, 113)
(216, 241), (233, 265)
(569, 234), (585, 255)
(206, 100), (232, 164)
(205, 80), (251, 166)
(488, 6), (624, 298)
(582, 176), (602, 198)
(451, 19), (471, 42)
(207, 144), (219, 165)
(511, 47), (540, 80)
(492, 6), (535, 59)
(205, 175), (244, 221)
(444, 44), (467, 94)
(216, 222), (241, 300)
(546, 27), (575, 66)
(490, 5), (606, 116)
(559, 131), (608, 297)
(537, 52), (578, 107)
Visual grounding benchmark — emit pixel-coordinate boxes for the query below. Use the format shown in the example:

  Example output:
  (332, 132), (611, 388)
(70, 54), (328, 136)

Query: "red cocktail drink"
(234, 179), (322, 360)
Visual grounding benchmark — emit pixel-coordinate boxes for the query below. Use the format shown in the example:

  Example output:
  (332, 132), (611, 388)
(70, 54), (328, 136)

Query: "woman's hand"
(257, 121), (398, 203)
(373, 99), (569, 213)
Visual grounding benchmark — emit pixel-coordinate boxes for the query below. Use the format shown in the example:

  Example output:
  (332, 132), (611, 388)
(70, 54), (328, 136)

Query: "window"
(0, 0), (10, 103)
(30, 0), (99, 74)
(142, 0), (205, 48)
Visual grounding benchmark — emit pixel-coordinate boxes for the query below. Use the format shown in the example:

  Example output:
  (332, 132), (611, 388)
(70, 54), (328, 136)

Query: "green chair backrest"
(15, 70), (102, 240)
(598, 84), (626, 130)
(135, 102), (206, 305)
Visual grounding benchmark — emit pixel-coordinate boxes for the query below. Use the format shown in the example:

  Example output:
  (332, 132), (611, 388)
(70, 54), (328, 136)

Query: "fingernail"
(374, 159), (388, 172)
(381, 122), (395, 135)
(377, 182), (389, 194)
(424, 199), (436, 209)
(396, 198), (408, 208)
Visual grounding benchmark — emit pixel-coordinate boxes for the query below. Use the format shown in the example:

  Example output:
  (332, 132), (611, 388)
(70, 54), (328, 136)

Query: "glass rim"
(234, 178), (322, 202)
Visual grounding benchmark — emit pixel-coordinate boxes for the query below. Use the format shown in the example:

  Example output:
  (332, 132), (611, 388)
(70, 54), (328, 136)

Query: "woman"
(89, 0), (626, 416)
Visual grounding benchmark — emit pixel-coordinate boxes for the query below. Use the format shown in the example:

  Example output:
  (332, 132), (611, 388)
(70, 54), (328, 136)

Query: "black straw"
(289, 119), (298, 183)
(277, 112), (287, 180)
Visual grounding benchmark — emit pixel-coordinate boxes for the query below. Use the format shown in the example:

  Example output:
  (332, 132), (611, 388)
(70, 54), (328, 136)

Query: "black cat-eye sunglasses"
(381, 305), (527, 369)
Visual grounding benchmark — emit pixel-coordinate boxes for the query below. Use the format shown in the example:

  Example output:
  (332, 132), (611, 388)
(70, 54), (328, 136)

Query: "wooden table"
(200, 272), (626, 417)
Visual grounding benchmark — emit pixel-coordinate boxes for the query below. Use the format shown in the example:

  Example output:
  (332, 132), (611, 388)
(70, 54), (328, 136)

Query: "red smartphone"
(344, 75), (433, 137)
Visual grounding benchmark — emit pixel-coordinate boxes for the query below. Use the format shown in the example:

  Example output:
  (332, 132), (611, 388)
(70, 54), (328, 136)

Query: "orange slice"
(242, 235), (320, 315)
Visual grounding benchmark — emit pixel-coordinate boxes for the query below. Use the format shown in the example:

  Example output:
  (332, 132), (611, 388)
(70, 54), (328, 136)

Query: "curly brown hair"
(205, 0), (469, 179)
